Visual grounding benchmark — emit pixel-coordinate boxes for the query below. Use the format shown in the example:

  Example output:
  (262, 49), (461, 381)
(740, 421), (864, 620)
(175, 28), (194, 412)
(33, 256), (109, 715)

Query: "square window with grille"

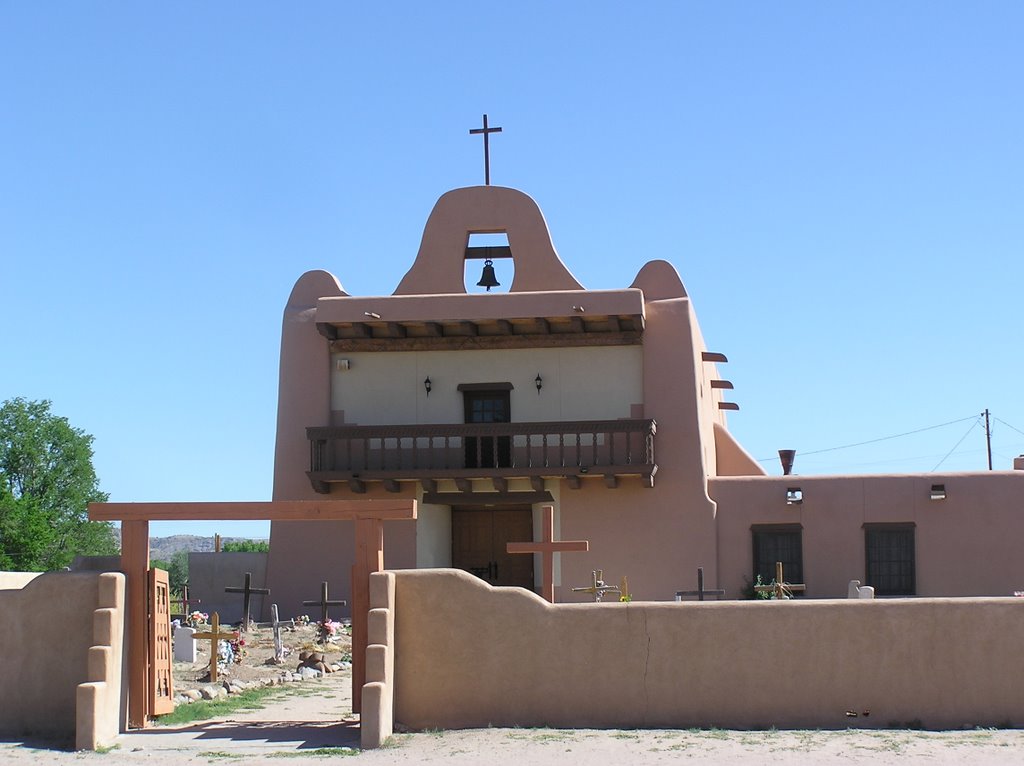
(864, 524), (915, 596)
(752, 524), (803, 591)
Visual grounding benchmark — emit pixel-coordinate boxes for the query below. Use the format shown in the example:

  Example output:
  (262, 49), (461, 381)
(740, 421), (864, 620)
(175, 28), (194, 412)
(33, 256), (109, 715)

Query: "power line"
(994, 417), (1024, 439)
(756, 414), (980, 463)
(932, 417), (983, 472)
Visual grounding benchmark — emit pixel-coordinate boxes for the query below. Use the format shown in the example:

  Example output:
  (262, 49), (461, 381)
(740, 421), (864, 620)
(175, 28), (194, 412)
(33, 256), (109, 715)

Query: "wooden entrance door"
(452, 507), (534, 589)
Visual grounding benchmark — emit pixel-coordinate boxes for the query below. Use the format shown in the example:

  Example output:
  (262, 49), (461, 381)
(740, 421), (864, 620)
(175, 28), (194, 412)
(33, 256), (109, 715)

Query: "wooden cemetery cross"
(507, 505), (589, 602)
(270, 604), (284, 663)
(192, 611), (238, 684)
(224, 571), (270, 632)
(754, 561), (807, 600)
(303, 580), (348, 625)
(676, 567), (726, 601)
(170, 583), (200, 616)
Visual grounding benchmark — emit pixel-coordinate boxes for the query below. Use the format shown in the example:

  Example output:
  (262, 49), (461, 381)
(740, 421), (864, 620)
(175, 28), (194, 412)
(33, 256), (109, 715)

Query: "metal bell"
(476, 259), (500, 291)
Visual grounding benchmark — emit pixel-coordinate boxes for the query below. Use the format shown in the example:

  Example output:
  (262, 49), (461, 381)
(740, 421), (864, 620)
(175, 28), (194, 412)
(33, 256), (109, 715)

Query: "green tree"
(152, 550), (190, 597)
(222, 539), (269, 553)
(0, 397), (117, 570)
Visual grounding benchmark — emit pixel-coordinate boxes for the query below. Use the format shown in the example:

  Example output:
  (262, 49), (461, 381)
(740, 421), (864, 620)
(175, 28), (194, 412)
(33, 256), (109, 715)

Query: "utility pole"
(983, 409), (993, 471)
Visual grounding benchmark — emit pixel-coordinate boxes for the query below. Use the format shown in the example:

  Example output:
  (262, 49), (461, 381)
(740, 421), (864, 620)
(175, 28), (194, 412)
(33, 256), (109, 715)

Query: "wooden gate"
(148, 568), (174, 715)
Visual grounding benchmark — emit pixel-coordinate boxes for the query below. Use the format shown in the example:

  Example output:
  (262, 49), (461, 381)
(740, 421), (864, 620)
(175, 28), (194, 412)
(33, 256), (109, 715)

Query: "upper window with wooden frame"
(864, 523), (916, 596)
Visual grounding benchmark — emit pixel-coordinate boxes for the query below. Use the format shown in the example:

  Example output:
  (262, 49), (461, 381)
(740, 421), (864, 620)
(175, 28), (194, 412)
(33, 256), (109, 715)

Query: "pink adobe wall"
(710, 472), (1024, 599)
(267, 269), (418, 619)
(558, 291), (723, 602)
(386, 569), (1024, 731)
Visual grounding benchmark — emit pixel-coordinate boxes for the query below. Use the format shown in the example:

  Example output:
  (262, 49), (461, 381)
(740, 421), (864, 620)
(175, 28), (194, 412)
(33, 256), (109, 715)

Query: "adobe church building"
(264, 183), (1024, 615)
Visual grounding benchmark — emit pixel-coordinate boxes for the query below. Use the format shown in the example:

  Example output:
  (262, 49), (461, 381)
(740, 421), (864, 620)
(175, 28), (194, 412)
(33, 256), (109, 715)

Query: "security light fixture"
(786, 487), (803, 505)
(424, 377), (432, 396)
(930, 483), (947, 501)
(535, 373), (543, 393)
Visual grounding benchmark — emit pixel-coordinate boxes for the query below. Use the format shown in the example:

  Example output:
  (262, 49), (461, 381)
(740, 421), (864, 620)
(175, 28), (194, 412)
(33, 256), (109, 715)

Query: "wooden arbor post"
(89, 499), (416, 729)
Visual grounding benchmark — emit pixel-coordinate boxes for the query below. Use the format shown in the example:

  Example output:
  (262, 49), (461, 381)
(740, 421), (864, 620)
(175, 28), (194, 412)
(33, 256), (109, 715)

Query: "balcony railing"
(306, 419), (657, 493)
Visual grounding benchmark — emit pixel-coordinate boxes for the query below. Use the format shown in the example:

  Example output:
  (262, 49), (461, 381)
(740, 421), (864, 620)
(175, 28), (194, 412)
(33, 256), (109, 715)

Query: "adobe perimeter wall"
(0, 571), (126, 749)
(389, 569), (1024, 731)
(188, 552), (269, 624)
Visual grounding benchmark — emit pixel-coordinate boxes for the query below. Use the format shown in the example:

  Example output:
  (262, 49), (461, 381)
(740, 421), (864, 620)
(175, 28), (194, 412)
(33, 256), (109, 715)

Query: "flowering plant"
(294, 614), (311, 626)
(316, 619), (339, 644)
(186, 611), (209, 628)
(229, 636), (247, 663)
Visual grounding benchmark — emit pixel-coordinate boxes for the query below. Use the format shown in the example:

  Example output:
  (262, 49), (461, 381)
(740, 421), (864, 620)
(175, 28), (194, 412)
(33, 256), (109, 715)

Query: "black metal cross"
(224, 571), (270, 631)
(303, 580), (347, 624)
(469, 113), (502, 186)
(676, 567), (726, 602)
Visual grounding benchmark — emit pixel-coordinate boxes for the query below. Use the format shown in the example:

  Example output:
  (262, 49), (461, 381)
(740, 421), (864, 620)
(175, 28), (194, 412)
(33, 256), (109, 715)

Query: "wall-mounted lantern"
(930, 483), (947, 501)
(786, 487), (803, 505)
(535, 373), (543, 394)
(424, 377), (432, 396)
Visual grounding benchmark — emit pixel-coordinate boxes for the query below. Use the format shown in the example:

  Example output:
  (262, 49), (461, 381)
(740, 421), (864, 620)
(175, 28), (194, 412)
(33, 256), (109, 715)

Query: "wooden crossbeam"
(507, 506), (588, 602)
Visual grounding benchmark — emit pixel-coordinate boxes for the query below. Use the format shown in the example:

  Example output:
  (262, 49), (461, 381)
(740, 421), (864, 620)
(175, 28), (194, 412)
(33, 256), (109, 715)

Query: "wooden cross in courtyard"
(169, 583), (201, 615)
(507, 505), (588, 602)
(571, 569), (625, 602)
(224, 571), (270, 631)
(754, 561), (806, 600)
(193, 611), (238, 684)
(303, 580), (347, 625)
(676, 567), (726, 601)
(469, 113), (502, 186)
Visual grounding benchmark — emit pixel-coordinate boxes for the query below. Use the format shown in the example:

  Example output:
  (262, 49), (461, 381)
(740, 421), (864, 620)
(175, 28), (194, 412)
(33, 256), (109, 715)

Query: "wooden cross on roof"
(754, 561), (806, 600)
(224, 571), (270, 632)
(193, 612), (238, 683)
(469, 113), (502, 186)
(507, 505), (588, 602)
(676, 567), (726, 601)
(303, 580), (347, 625)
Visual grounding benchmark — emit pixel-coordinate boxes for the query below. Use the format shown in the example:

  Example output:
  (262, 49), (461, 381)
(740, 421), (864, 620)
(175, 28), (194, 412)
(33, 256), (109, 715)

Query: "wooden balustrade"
(307, 419), (657, 492)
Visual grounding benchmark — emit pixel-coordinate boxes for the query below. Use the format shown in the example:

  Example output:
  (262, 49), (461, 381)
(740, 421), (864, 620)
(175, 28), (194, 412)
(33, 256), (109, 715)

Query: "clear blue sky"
(3, 4), (1022, 539)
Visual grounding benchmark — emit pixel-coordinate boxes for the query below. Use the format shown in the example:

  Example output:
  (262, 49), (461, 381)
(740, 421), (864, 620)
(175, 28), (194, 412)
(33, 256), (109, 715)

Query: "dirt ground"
(173, 619), (352, 690)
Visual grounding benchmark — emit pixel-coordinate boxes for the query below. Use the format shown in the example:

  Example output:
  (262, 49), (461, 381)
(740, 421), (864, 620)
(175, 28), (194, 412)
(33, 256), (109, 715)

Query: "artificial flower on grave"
(229, 636), (247, 663)
(316, 619), (339, 644)
(186, 611), (209, 628)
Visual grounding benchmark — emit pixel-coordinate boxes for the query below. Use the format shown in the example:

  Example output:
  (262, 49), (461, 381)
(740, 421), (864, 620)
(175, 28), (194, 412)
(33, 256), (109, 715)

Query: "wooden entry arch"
(88, 499), (417, 728)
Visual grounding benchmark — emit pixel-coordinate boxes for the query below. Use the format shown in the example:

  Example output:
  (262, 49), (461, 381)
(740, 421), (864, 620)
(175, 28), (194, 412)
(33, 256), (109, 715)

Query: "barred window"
(864, 524), (915, 596)
(752, 524), (803, 590)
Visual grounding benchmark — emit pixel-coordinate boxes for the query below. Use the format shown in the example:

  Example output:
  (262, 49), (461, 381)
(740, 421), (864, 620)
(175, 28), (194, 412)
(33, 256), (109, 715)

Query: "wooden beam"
(567, 476), (581, 490)
(420, 478), (437, 493)
(122, 519), (150, 728)
(383, 479), (401, 493)
(329, 330), (642, 353)
(530, 476), (545, 492)
(564, 316), (585, 333)
(702, 351), (728, 363)
(718, 402), (740, 411)
(455, 478), (472, 493)
(534, 317), (551, 334)
(89, 500), (417, 522)
(385, 322), (407, 338)
(492, 476), (508, 493)
(493, 319), (513, 335)
(351, 517), (384, 714)
(422, 322), (443, 337)
(349, 323), (372, 338)
(349, 479), (367, 494)
(710, 380), (734, 390)
(316, 323), (338, 341)
(423, 490), (554, 505)
(603, 474), (618, 489)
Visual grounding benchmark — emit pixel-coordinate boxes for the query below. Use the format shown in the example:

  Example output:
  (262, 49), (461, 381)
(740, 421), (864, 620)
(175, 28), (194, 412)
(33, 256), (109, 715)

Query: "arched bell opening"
(464, 231), (514, 293)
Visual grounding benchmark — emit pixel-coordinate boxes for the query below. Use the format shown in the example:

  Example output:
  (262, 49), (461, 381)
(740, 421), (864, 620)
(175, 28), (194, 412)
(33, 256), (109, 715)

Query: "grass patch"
(198, 751), (244, 760)
(157, 685), (309, 726)
(268, 748), (357, 757)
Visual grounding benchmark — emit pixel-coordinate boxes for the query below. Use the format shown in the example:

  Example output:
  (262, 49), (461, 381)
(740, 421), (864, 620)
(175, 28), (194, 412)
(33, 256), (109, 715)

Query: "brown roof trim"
(456, 382), (514, 392)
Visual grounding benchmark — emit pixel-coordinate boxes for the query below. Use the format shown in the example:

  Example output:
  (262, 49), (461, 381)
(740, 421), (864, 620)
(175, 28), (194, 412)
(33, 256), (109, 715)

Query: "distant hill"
(110, 529), (269, 561)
